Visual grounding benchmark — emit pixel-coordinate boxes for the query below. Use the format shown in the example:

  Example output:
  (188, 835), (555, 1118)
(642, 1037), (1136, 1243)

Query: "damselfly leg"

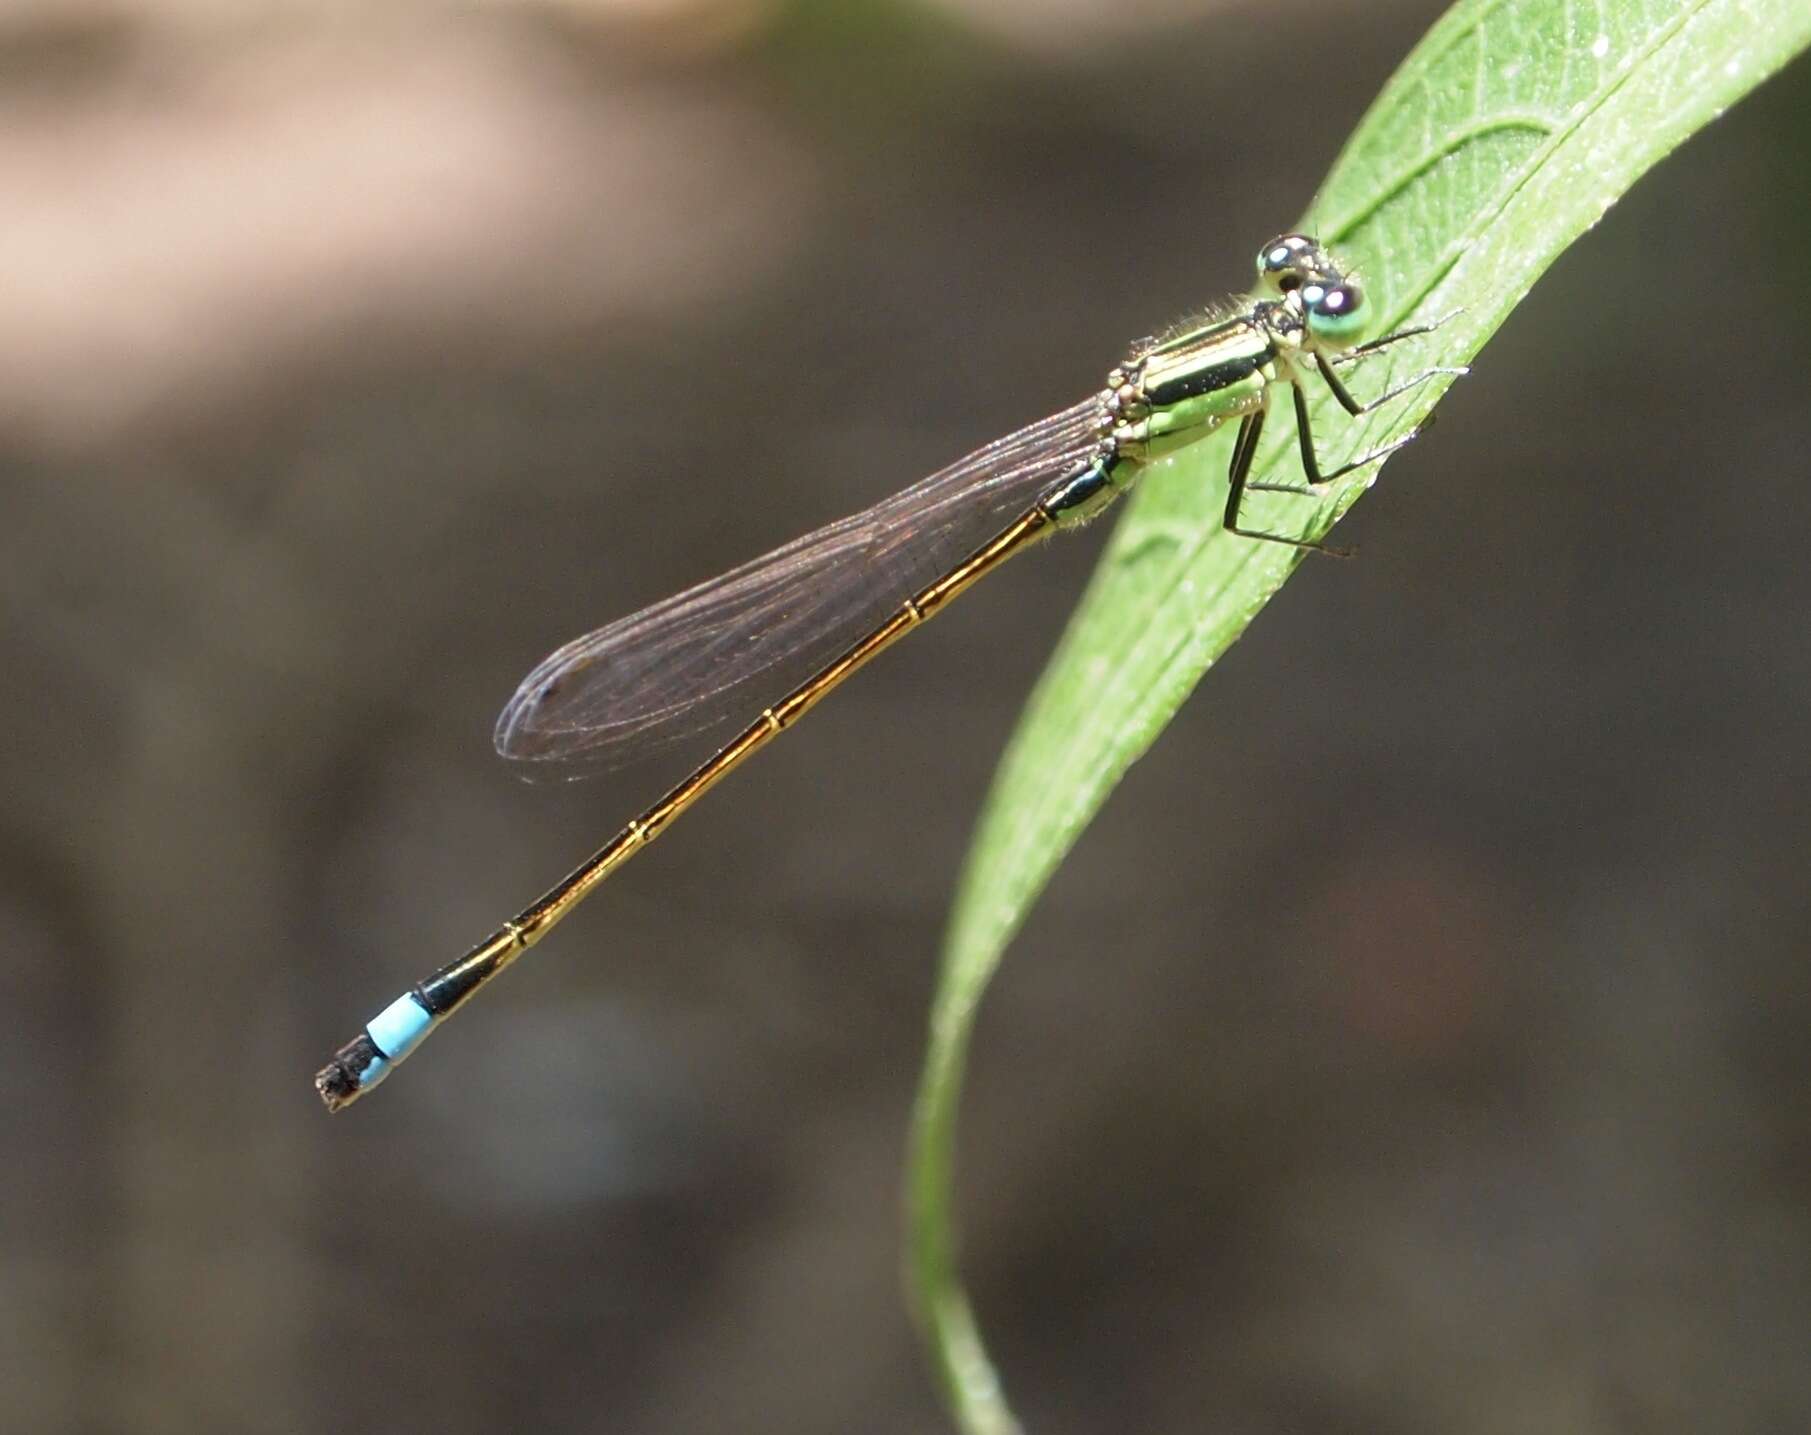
(1228, 309), (1463, 553)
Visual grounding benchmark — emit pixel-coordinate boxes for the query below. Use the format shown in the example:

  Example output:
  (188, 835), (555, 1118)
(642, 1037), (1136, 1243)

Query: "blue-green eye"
(1253, 231), (1340, 295)
(1302, 280), (1367, 342)
(1255, 232), (1320, 291)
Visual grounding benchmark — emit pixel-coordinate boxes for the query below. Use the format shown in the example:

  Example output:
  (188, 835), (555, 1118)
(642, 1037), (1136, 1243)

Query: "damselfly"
(316, 232), (1458, 1110)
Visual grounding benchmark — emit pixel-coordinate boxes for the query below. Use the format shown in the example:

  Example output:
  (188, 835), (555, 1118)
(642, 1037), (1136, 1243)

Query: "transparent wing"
(494, 397), (1104, 777)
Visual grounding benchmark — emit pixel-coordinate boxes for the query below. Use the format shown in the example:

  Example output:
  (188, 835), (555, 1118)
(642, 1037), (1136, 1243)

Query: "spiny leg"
(1329, 308), (1463, 366)
(1223, 403), (1352, 557)
(1221, 409), (1263, 536)
(1229, 311), (1462, 553)
(1316, 351), (1465, 417)
(1322, 306), (1465, 424)
(1248, 382), (1435, 498)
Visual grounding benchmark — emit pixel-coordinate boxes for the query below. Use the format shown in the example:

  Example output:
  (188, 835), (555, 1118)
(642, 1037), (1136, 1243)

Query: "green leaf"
(906, 2), (1811, 1430)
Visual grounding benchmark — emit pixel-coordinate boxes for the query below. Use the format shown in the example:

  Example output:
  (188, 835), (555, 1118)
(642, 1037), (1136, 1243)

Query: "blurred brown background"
(5, 2), (1811, 1431)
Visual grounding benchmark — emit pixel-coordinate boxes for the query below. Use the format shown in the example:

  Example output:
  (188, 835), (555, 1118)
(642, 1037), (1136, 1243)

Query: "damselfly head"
(1255, 232), (1340, 295)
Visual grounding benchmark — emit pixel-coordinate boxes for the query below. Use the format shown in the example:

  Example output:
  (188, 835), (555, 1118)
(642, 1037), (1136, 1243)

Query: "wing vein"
(494, 398), (1103, 777)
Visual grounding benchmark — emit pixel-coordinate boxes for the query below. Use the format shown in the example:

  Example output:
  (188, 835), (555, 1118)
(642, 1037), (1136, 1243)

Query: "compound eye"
(1255, 233), (1318, 291)
(1303, 279), (1367, 342)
